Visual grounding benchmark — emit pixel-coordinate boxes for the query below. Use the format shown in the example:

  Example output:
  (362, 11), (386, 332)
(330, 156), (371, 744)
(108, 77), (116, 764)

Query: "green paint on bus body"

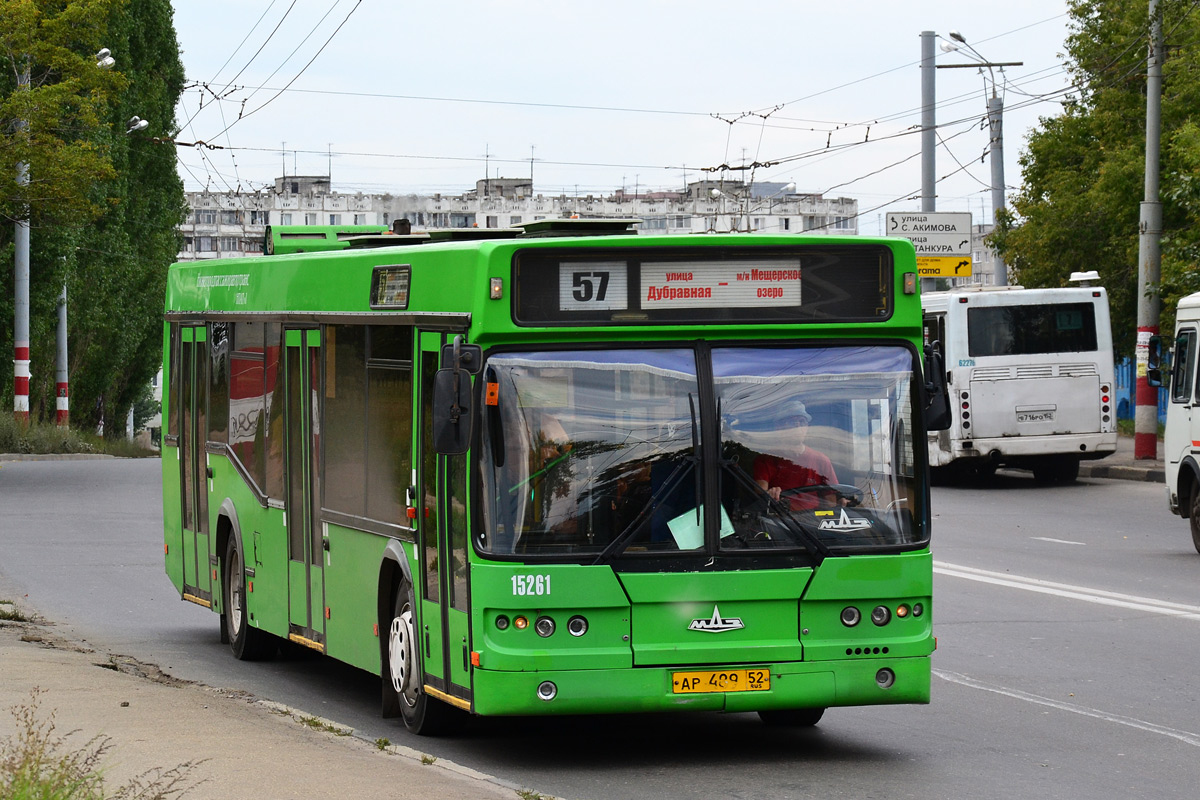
(161, 227), (932, 727)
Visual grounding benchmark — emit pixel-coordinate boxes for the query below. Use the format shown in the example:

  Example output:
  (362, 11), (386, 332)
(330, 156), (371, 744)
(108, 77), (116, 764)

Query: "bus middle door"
(415, 331), (472, 710)
(284, 327), (325, 652)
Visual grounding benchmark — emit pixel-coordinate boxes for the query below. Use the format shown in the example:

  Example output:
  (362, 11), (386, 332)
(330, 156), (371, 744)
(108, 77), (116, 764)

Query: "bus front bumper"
(469, 656), (931, 717)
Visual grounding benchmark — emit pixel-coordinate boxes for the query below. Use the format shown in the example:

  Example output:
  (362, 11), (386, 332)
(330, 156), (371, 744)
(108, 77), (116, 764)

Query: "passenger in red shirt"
(753, 401), (843, 511)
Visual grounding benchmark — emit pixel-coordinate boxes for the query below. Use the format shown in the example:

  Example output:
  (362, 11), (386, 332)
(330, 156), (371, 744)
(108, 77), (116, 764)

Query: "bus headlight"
(840, 606), (862, 627)
(535, 616), (556, 637)
(567, 615), (588, 636)
(871, 605), (891, 626)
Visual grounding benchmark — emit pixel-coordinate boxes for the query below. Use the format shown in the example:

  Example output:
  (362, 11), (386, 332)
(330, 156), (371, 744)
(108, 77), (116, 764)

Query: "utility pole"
(56, 285), (69, 426)
(920, 31), (936, 292)
(13, 62), (31, 423)
(920, 31), (936, 214)
(1135, 0), (1164, 460)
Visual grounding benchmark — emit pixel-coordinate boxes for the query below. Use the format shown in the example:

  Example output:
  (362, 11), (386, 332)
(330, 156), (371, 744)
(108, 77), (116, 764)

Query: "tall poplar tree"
(1, 0), (185, 432)
(992, 0), (1200, 356)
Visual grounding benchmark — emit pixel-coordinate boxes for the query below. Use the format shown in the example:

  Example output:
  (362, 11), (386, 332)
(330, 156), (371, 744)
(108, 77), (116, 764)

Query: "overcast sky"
(168, 1), (1077, 234)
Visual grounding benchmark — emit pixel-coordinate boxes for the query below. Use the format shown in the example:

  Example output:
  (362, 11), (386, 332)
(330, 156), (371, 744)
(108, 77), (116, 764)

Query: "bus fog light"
(567, 615), (588, 636)
(871, 605), (891, 626)
(840, 606), (861, 627)
(912, 603), (924, 617)
(537, 681), (558, 701)
(535, 616), (556, 637)
(876, 668), (896, 689)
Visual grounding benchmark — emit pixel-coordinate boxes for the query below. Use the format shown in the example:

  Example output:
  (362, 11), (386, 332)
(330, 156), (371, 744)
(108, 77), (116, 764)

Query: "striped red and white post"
(13, 341), (29, 423)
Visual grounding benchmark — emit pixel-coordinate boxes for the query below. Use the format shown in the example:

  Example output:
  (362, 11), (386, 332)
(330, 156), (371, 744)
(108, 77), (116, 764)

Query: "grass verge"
(0, 416), (157, 458)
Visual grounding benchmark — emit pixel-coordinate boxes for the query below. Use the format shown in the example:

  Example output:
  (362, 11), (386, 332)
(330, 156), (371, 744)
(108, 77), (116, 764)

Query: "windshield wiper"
(720, 456), (831, 559)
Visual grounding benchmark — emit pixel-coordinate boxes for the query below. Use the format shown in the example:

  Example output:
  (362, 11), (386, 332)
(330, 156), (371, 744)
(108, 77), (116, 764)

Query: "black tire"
(222, 536), (276, 661)
(758, 707), (825, 727)
(381, 581), (464, 735)
(1189, 486), (1200, 555)
(1032, 455), (1079, 485)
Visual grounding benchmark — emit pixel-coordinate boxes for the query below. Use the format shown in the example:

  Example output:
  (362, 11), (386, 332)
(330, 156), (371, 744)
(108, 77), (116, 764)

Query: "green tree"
(992, 0), (1200, 356)
(1, 0), (184, 433)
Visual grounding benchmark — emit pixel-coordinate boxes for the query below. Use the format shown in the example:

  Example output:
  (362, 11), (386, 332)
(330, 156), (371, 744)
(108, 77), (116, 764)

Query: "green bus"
(162, 219), (950, 735)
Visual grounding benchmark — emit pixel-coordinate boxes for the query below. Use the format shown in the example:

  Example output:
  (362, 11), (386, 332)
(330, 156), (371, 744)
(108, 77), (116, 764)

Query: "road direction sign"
(917, 255), (973, 277)
(885, 212), (973, 257)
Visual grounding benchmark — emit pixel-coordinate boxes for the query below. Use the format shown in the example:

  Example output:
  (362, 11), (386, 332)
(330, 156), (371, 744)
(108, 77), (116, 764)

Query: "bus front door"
(178, 324), (212, 606)
(416, 331), (472, 709)
(284, 328), (325, 651)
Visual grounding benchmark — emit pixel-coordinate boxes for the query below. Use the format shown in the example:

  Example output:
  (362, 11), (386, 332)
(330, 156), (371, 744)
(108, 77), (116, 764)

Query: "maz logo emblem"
(688, 605), (745, 633)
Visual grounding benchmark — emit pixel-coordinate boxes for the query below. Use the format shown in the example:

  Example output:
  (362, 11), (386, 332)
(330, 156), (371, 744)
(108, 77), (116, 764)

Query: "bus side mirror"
(433, 368), (474, 454)
(923, 342), (952, 431)
(1147, 335), (1165, 388)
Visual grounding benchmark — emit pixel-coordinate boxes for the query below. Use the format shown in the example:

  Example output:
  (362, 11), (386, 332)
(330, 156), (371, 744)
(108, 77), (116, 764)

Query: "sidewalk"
(0, 609), (533, 799)
(1077, 433), (1165, 483)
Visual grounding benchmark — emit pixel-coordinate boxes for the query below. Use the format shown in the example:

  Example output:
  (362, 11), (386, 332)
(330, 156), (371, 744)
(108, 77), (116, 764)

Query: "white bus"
(922, 279), (1117, 483)
(1152, 291), (1200, 552)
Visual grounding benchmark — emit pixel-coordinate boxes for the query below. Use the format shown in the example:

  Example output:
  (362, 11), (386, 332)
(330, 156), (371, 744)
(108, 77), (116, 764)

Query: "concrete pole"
(1135, 0), (1163, 460)
(13, 62), (31, 424)
(56, 285), (69, 426)
(988, 94), (1009, 287)
(920, 31), (936, 212)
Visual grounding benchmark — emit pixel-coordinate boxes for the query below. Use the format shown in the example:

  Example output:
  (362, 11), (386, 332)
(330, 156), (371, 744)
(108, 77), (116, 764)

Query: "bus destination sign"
(558, 259), (801, 312)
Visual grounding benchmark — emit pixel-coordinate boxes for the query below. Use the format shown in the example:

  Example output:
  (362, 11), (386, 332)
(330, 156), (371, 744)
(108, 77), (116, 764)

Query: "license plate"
(672, 668), (771, 694)
(1017, 411), (1055, 423)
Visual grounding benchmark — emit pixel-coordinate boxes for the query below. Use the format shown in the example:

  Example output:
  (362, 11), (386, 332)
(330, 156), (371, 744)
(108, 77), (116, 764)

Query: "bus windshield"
(478, 344), (921, 560)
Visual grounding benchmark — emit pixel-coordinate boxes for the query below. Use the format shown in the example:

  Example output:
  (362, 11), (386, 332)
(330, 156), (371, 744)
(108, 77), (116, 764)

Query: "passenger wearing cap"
(753, 400), (844, 511)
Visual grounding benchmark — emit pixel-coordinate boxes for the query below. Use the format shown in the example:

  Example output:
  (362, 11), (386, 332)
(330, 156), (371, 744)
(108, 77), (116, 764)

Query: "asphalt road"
(2, 458), (1198, 799)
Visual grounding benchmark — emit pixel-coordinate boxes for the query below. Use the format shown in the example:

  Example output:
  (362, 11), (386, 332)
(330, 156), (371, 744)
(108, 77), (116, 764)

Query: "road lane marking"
(1030, 537), (1086, 545)
(933, 561), (1200, 620)
(934, 669), (1200, 748)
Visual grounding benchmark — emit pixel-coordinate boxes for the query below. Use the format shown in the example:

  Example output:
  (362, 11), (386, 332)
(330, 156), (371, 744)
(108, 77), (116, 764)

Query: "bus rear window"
(967, 303), (1098, 356)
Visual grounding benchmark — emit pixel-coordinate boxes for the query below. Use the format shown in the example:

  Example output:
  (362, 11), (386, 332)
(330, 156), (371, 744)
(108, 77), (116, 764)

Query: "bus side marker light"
(164, 544), (168, 555)
(325, 607), (331, 620)
(373, 623), (379, 636)
(485, 383), (499, 406)
(406, 507), (417, 519)
(248, 581), (253, 593)
(471, 651), (481, 667)
(903, 273), (917, 295)
(490, 277), (504, 299)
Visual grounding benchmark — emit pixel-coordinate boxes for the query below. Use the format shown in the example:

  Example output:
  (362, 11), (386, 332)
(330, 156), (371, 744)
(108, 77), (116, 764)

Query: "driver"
(753, 400), (845, 511)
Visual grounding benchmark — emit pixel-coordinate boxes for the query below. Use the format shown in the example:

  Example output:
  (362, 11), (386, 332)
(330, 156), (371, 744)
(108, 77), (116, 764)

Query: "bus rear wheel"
(1032, 455), (1079, 485)
(222, 536), (276, 660)
(382, 582), (463, 735)
(758, 707), (825, 727)
(1188, 487), (1200, 555)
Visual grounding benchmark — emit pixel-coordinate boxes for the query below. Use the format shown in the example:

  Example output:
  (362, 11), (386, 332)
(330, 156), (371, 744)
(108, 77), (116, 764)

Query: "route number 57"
(572, 271), (610, 303)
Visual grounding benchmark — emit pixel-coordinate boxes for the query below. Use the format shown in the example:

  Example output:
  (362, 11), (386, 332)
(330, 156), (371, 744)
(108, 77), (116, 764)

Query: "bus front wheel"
(758, 707), (825, 727)
(222, 536), (276, 661)
(383, 582), (463, 735)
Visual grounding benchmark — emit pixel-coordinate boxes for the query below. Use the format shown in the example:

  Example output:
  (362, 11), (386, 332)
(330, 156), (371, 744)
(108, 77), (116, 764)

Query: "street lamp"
(937, 30), (1022, 286)
(16, 47), (117, 425)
